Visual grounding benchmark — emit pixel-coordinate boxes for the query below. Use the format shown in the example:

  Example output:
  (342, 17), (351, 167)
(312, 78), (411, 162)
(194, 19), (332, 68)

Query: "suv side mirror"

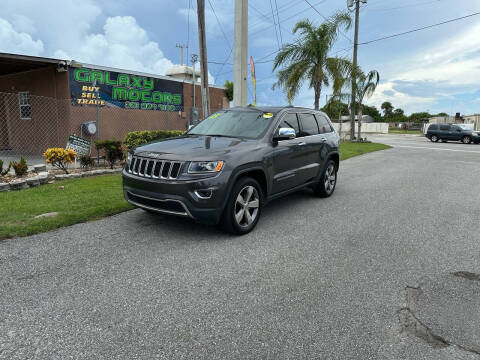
(274, 127), (296, 141)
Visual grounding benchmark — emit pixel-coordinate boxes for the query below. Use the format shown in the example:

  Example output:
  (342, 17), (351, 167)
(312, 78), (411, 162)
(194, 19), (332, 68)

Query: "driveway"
(1, 134), (480, 359)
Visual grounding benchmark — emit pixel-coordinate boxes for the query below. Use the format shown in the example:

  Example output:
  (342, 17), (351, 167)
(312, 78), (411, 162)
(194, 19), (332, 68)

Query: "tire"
(221, 177), (263, 235)
(462, 136), (472, 144)
(430, 135), (438, 142)
(313, 160), (337, 198)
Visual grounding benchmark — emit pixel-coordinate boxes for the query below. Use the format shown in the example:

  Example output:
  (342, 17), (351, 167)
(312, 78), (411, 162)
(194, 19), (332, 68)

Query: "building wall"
(0, 65), (228, 154)
(0, 67), (70, 152)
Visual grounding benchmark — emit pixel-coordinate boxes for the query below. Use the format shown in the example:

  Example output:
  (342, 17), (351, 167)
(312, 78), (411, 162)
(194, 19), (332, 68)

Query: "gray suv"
(426, 123), (480, 144)
(123, 106), (340, 234)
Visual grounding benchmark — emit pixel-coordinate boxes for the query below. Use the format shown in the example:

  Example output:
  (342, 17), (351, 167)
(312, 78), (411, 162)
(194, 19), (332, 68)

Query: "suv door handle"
(320, 137), (327, 142)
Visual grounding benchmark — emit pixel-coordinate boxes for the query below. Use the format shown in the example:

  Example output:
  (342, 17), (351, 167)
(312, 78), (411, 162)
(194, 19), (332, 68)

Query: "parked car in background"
(426, 124), (480, 144)
(123, 106), (340, 234)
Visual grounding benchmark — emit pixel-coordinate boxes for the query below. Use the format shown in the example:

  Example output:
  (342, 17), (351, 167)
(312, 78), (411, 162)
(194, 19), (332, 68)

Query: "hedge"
(124, 130), (185, 149)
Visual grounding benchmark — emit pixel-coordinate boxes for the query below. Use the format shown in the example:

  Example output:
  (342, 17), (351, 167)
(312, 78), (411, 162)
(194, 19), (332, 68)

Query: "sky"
(1, 0), (480, 115)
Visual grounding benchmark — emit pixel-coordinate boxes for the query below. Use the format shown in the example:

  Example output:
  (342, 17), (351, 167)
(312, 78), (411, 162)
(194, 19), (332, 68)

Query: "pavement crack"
(452, 271), (480, 282)
(399, 281), (480, 357)
(398, 307), (450, 349)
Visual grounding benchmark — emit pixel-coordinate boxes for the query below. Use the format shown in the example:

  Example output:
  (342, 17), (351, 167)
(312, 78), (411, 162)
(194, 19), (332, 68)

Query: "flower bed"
(0, 164), (123, 192)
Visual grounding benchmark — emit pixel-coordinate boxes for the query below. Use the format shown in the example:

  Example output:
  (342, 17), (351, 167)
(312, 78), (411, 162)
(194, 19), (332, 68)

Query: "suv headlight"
(126, 152), (133, 167)
(188, 161), (224, 174)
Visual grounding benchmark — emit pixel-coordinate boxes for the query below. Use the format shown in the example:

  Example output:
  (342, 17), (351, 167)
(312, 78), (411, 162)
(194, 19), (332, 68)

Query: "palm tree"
(352, 69), (380, 140)
(272, 13), (352, 110)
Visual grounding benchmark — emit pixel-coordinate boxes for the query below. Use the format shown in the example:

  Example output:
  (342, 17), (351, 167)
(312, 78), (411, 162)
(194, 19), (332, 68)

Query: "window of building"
(299, 113), (319, 137)
(18, 92), (31, 119)
(315, 114), (333, 134)
(276, 113), (300, 137)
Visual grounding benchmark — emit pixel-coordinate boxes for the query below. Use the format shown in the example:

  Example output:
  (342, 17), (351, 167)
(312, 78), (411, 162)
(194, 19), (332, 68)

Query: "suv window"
(316, 114), (333, 134)
(429, 124), (438, 130)
(439, 125), (450, 131)
(299, 113), (319, 137)
(277, 113), (300, 137)
(451, 125), (461, 131)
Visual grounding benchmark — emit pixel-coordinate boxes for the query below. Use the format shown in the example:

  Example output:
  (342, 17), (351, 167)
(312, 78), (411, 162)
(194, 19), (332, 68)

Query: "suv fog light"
(194, 189), (213, 199)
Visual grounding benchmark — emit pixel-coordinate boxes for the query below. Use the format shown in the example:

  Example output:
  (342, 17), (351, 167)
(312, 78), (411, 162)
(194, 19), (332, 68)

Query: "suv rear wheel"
(430, 135), (438, 142)
(462, 136), (472, 144)
(313, 160), (337, 198)
(221, 177), (262, 235)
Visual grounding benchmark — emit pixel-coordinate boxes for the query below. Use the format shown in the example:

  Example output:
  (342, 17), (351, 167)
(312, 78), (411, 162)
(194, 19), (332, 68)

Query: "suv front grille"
(128, 156), (183, 179)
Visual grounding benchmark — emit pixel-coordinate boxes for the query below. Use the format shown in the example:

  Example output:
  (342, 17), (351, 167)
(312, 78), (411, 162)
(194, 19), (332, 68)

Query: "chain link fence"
(0, 91), (223, 165)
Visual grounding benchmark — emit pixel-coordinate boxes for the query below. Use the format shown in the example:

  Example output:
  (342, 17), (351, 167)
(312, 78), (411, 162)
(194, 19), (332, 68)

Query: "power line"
(269, 0), (281, 50)
(248, 0), (327, 38)
(207, 0), (232, 52)
(359, 11), (480, 45)
(368, 0), (441, 12)
(274, 0), (284, 45)
(303, 0), (353, 44)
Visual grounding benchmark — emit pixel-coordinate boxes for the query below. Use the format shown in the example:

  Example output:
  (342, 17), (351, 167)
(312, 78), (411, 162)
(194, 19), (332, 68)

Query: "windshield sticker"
(263, 112), (273, 118)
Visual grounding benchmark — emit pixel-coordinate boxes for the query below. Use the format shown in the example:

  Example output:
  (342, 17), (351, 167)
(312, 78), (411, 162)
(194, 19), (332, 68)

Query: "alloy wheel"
(324, 163), (336, 194)
(431, 135), (438, 142)
(463, 136), (471, 144)
(234, 185), (260, 227)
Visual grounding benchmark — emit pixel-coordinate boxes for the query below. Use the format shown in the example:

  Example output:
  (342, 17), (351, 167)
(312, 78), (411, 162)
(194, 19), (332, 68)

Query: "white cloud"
(367, 21), (480, 113)
(54, 16), (175, 76)
(0, 18), (44, 55)
(366, 81), (434, 113)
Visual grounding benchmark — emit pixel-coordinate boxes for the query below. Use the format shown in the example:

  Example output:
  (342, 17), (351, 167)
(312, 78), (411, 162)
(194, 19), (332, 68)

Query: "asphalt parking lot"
(1, 134), (480, 359)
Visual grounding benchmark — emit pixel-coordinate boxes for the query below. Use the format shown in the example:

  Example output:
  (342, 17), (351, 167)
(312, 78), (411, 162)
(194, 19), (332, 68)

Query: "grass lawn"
(0, 174), (133, 240)
(339, 142), (392, 161)
(388, 128), (422, 135)
(0, 142), (391, 240)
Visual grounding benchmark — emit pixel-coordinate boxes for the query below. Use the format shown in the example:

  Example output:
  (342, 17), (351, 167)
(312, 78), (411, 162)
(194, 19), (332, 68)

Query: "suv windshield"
(188, 110), (274, 139)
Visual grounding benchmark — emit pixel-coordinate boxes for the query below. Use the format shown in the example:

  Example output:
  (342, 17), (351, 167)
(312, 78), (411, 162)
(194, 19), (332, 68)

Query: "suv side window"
(439, 125), (450, 131)
(299, 113), (319, 137)
(451, 125), (461, 132)
(276, 113), (300, 137)
(316, 114), (333, 134)
(429, 124), (438, 130)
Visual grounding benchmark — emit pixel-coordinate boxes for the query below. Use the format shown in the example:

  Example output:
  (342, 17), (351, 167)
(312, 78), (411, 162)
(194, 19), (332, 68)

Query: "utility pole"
(349, 0), (362, 141)
(197, 0), (210, 117)
(176, 44), (188, 65)
(191, 54), (199, 126)
(233, 0), (248, 107)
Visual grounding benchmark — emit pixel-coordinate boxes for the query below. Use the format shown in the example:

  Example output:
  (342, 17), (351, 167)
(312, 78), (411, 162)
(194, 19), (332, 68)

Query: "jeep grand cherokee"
(123, 106), (340, 234)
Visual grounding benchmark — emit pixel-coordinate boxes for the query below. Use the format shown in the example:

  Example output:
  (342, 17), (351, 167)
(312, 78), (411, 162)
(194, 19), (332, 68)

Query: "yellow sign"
(263, 112), (273, 118)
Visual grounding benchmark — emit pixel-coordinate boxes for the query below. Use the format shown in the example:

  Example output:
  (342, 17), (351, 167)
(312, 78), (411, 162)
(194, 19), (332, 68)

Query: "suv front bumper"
(122, 168), (227, 225)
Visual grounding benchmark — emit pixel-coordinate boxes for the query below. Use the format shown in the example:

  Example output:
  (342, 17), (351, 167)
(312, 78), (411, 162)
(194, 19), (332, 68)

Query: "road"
(1, 134), (480, 359)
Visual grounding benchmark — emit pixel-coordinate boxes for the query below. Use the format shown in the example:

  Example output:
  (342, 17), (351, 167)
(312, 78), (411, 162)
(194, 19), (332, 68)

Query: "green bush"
(79, 154), (95, 169)
(95, 139), (124, 169)
(124, 130), (185, 150)
(0, 159), (11, 176)
(10, 157), (28, 176)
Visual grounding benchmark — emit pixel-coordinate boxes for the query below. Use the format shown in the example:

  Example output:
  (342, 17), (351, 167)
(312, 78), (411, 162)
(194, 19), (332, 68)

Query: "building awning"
(0, 53), (63, 76)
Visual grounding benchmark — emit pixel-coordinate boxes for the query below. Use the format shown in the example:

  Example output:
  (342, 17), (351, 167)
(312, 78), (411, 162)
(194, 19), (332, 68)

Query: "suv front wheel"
(222, 177), (263, 235)
(462, 136), (472, 144)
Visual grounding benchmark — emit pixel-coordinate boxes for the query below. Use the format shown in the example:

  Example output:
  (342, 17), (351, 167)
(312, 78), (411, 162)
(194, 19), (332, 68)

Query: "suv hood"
(134, 135), (259, 161)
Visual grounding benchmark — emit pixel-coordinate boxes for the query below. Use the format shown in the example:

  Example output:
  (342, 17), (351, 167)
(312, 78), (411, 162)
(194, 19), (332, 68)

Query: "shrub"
(95, 140), (124, 169)
(43, 148), (77, 174)
(0, 159), (11, 176)
(10, 157), (28, 176)
(79, 154), (95, 169)
(124, 130), (185, 150)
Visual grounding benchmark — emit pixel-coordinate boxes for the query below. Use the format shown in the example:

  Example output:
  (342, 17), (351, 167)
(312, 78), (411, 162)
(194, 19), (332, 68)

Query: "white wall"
(332, 122), (389, 134)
